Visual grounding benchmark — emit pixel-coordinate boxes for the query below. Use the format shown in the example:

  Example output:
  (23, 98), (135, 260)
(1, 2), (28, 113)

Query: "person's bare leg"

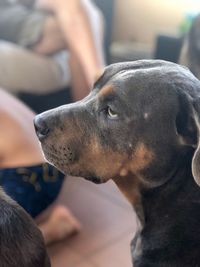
(35, 202), (81, 245)
(0, 88), (44, 167)
(0, 41), (69, 95)
(0, 88), (81, 243)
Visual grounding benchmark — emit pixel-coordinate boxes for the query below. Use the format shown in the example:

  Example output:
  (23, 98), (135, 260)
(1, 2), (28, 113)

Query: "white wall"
(112, 0), (200, 46)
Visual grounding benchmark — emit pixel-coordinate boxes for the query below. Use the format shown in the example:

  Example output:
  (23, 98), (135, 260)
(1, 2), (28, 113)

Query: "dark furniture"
(154, 34), (184, 63)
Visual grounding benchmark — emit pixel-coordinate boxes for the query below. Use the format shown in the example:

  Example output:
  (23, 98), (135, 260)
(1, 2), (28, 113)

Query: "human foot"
(39, 205), (81, 245)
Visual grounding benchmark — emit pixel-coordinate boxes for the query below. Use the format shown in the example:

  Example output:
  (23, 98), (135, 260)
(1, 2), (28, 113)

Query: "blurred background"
(1, 1), (200, 267)
(18, 0), (200, 112)
(111, 0), (199, 62)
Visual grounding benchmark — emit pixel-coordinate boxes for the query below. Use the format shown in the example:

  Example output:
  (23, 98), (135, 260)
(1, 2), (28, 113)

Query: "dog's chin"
(41, 147), (104, 184)
(83, 176), (104, 184)
(43, 155), (104, 184)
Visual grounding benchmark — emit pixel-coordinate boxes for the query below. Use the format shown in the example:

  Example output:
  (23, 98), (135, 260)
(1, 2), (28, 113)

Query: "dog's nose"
(34, 115), (50, 140)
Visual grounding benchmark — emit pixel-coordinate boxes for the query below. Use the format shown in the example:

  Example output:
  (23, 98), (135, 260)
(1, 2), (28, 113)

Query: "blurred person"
(0, 0), (105, 101)
(179, 14), (200, 80)
(0, 87), (81, 245)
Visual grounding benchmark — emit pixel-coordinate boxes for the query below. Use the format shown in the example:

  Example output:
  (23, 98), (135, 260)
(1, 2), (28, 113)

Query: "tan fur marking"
(99, 84), (114, 98)
(80, 136), (126, 181)
(120, 168), (128, 177)
(114, 175), (144, 224)
(114, 175), (140, 204)
(130, 143), (154, 173)
(113, 143), (154, 224)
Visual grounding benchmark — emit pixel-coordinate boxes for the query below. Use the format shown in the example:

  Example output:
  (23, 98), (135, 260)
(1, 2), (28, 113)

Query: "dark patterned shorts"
(0, 163), (65, 217)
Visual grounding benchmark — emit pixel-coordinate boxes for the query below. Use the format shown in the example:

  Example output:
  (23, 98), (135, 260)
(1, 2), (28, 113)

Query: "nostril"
(34, 116), (50, 140)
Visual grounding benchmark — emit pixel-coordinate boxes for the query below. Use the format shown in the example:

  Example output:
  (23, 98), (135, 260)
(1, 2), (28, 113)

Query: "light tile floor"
(48, 177), (137, 267)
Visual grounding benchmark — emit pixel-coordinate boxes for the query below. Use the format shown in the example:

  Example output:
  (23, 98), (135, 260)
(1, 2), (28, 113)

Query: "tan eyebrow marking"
(130, 142), (154, 173)
(98, 84), (115, 98)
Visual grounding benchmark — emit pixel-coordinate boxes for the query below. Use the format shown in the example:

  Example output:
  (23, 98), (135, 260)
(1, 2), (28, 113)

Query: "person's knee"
(0, 41), (20, 57)
(0, 41), (33, 64)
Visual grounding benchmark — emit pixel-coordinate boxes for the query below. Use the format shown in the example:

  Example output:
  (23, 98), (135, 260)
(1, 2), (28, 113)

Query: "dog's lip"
(42, 147), (60, 161)
(83, 176), (103, 184)
(41, 145), (103, 183)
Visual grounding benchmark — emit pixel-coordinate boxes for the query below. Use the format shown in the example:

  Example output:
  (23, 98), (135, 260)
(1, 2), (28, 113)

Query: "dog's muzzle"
(34, 115), (50, 141)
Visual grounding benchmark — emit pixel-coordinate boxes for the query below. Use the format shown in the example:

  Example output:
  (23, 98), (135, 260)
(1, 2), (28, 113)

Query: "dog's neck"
(114, 160), (200, 266)
(114, 174), (145, 225)
(114, 154), (198, 222)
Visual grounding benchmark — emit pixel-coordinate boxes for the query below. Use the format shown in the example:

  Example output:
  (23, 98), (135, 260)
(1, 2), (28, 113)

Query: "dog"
(34, 60), (200, 267)
(0, 188), (50, 267)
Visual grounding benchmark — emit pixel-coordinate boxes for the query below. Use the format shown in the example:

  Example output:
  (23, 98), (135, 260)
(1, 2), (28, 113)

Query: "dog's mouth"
(83, 175), (103, 184)
(41, 142), (75, 171)
(41, 142), (104, 184)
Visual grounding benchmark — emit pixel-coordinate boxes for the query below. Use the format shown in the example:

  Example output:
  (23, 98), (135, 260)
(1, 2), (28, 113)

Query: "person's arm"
(36, 0), (105, 99)
(32, 15), (66, 55)
(0, 5), (47, 47)
(0, 2), (66, 55)
(57, 0), (102, 86)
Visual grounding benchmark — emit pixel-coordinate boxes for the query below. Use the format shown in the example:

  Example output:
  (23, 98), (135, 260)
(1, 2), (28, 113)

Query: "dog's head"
(34, 60), (200, 191)
(0, 188), (50, 267)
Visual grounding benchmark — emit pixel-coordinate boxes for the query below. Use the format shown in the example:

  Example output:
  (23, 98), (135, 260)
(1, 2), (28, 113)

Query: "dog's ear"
(176, 91), (200, 186)
(191, 98), (200, 186)
(176, 91), (197, 147)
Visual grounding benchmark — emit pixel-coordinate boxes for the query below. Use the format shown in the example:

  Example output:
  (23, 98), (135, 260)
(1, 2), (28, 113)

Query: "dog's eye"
(107, 107), (118, 118)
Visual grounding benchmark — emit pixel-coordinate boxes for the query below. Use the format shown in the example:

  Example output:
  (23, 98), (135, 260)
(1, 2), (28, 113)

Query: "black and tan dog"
(0, 188), (50, 267)
(35, 60), (200, 267)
